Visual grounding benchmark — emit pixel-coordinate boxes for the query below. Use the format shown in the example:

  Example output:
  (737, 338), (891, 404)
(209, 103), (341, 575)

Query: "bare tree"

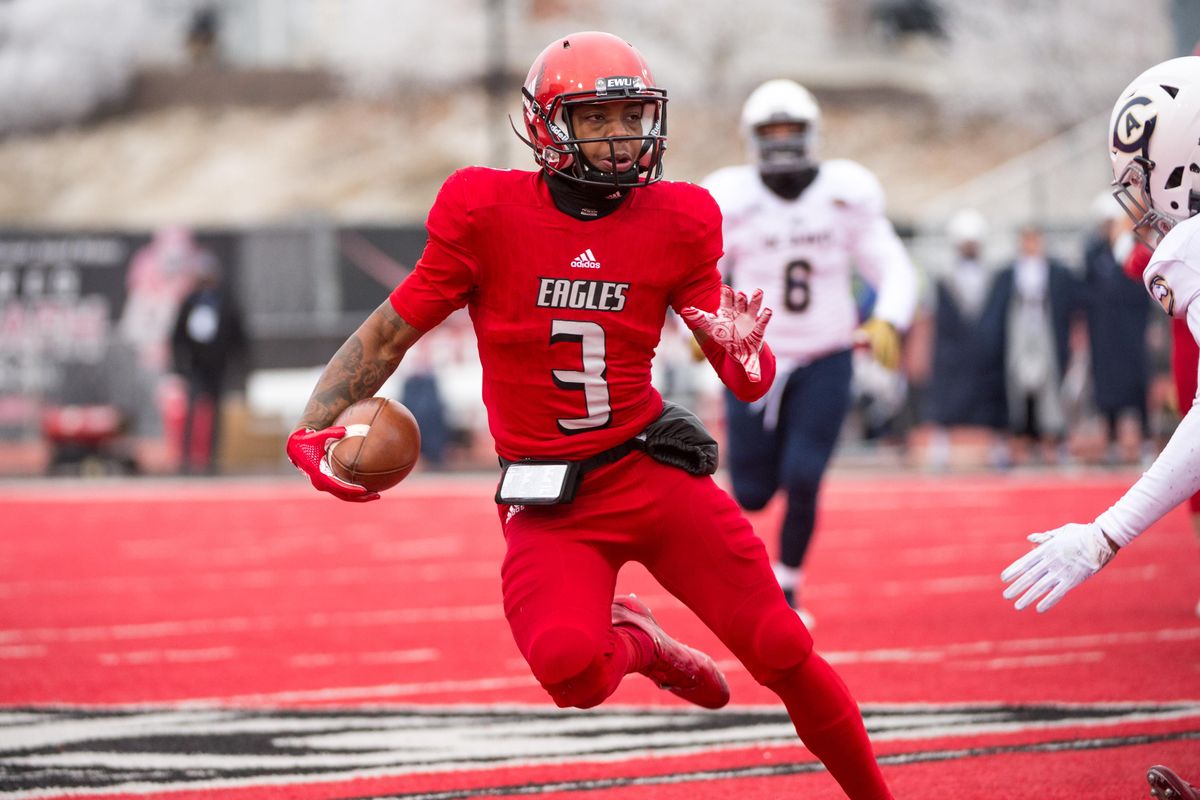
(935, 0), (1172, 131)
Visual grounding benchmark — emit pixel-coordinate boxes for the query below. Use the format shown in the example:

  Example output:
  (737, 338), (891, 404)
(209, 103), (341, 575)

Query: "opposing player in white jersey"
(1003, 57), (1200, 797)
(1002, 56), (1200, 618)
(703, 79), (918, 620)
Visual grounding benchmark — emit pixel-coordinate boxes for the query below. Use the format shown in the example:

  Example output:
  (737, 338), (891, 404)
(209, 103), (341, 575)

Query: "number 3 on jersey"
(551, 319), (611, 434)
(785, 259), (812, 312)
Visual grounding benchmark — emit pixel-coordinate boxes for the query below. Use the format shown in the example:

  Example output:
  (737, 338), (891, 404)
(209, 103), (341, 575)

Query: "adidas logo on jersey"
(570, 249), (601, 269)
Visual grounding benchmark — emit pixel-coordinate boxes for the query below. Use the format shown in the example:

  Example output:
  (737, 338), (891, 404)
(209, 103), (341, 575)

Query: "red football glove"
(680, 286), (773, 382)
(286, 426), (380, 503)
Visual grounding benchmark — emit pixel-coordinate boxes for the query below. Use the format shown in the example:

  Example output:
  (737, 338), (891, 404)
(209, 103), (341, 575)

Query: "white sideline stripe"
(175, 674), (539, 706)
(949, 651), (1107, 670)
(289, 648), (439, 668)
(0, 479), (497, 503)
(0, 562), (498, 599)
(98, 647), (235, 666)
(0, 605), (502, 645)
(113, 535), (464, 565)
(0, 645), (46, 659)
(0, 474), (1138, 504)
(822, 626), (1200, 666)
(811, 565), (1161, 600)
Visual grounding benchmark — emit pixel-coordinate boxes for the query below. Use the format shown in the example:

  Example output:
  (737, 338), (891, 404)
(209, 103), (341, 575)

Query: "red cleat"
(1149, 765), (1200, 800)
(612, 594), (730, 709)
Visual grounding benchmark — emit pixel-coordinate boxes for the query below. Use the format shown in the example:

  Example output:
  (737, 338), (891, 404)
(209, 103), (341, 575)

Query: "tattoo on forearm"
(298, 334), (401, 430)
(295, 302), (418, 431)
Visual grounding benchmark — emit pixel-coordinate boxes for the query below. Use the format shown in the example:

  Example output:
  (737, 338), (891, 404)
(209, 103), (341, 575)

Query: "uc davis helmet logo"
(1113, 96), (1157, 157)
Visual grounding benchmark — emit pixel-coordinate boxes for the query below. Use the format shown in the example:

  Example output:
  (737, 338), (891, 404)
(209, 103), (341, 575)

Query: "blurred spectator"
(871, 0), (945, 41)
(170, 251), (246, 475)
(186, 5), (220, 64)
(998, 226), (1083, 465)
(1083, 194), (1153, 465)
(117, 226), (203, 437)
(924, 209), (1010, 470)
(400, 353), (450, 469)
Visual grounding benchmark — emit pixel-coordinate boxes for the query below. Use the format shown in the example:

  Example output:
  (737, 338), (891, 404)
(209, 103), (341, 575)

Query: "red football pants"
(1171, 319), (1200, 515)
(497, 452), (891, 800)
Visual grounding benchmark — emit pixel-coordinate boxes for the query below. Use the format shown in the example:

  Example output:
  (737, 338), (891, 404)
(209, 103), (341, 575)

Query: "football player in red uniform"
(286, 31), (892, 800)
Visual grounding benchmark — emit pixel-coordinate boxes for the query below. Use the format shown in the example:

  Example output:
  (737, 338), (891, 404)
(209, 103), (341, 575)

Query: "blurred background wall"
(0, 0), (1188, 476)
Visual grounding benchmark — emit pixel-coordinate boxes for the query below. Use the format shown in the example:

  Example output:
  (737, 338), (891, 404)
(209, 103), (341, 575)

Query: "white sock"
(773, 563), (802, 592)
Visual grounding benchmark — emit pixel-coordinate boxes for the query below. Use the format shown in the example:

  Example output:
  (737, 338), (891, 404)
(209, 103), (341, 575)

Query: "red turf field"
(1, 471), (1198, 799)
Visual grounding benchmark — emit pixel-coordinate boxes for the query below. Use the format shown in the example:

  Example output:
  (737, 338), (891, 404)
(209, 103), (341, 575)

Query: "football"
(329, 397), (421, 493)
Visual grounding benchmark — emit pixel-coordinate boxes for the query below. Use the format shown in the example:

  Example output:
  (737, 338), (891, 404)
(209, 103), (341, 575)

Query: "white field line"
(0, 473), (1135, 505)
(97, 647), (236, 666)
(0, 562), (498, 599)
(0, 605), (504, 645)
(818, 626), (1200, 666)
(947, 651), (1107, 670)
(173, 675), (541, 706)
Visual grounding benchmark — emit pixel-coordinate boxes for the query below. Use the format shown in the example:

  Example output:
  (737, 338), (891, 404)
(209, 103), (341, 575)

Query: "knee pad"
(526, 625), (615, 709)
(746, 602), (814, 685)
(526, 624), (597, 688)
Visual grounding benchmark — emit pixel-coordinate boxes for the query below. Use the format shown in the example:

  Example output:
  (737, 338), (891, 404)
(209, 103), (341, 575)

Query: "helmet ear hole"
(1166, 165), (1185, 190)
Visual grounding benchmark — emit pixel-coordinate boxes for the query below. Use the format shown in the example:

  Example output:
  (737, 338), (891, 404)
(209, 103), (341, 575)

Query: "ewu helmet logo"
(595, 75), (645, 95)
(1113, 95), (1157, 156)
(1150, 274), (1175, 315)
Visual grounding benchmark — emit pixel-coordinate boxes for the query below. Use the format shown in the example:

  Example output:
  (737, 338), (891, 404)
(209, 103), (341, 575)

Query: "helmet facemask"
(1112, 157), (1200, 248)
(521, 84), (667, 190)
(741, 79), (822, 178)
(751, 120), (816, 176)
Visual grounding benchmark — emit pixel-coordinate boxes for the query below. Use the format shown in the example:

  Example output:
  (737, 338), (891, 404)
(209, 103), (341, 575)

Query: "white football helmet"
(1109, 56), (1200, 245)
(741, 79), (821, 174)
(945, 208), (988, 246)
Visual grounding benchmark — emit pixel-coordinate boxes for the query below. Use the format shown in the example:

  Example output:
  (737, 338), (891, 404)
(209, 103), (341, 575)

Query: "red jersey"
(390, 167), (723, 461)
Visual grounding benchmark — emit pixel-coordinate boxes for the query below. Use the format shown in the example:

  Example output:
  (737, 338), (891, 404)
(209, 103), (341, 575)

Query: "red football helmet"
(518, 31), (667, 188)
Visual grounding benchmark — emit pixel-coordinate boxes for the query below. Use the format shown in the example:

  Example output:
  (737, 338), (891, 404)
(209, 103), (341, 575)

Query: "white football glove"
(680, 285), (773, 382)
(1000, 522), (1117, 612)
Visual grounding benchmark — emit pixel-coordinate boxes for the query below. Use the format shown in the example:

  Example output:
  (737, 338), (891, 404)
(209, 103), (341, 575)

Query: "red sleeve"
(700, 336), (776, 402)
(1123, 240), (1153, 283)
(668, 186), (774, 401)
(668, 187), (724, 316)
(389, 170), (479, 332)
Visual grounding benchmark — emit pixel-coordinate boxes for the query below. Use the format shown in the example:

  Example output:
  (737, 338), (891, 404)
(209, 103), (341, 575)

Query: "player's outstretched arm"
(681, 285), (775, 400)
(1002, 306), (1200, 610)
(287, 301), (424, 502)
